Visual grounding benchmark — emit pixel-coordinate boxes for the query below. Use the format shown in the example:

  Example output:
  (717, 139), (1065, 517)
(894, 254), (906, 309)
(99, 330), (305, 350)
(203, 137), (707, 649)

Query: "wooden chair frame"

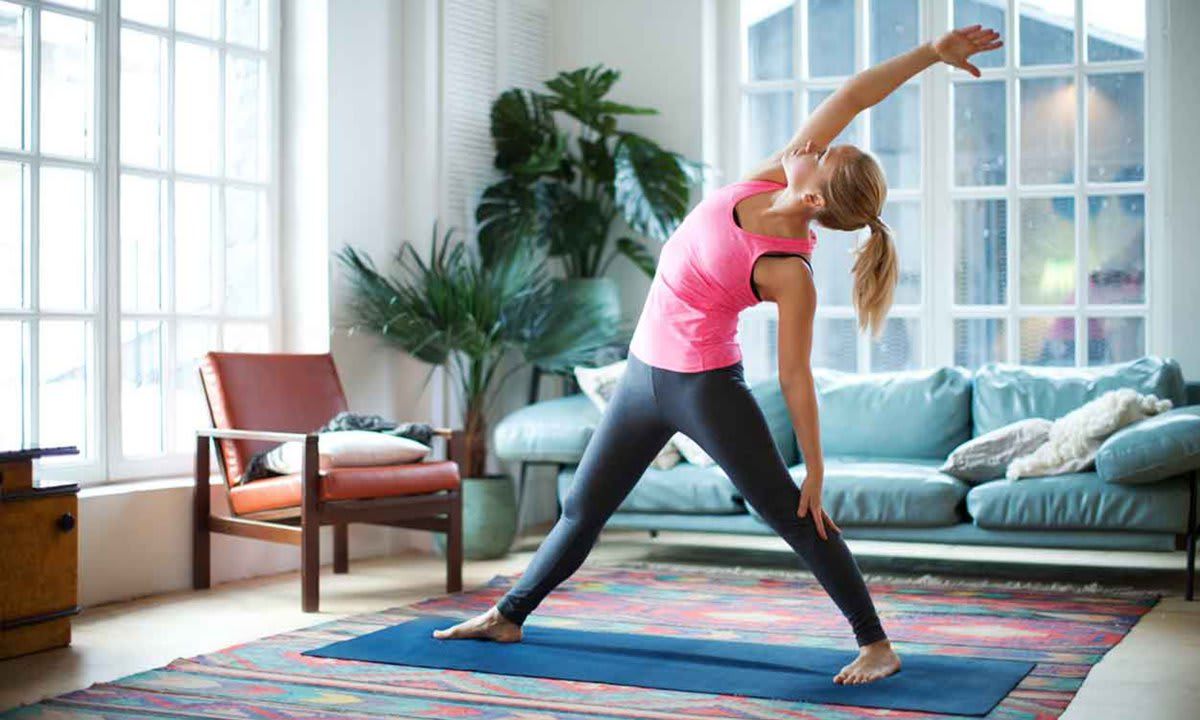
(193, 425), (462, 613)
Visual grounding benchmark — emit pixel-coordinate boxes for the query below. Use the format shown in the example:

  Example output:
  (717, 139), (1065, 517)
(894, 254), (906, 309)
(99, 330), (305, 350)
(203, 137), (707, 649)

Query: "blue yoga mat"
(305, 616), (1033, 715)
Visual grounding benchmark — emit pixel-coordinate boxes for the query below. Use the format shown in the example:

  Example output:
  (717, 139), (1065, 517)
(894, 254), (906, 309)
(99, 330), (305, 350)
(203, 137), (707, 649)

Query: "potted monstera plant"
(338, 228), (616, 559)
(476, 64), (702, 327)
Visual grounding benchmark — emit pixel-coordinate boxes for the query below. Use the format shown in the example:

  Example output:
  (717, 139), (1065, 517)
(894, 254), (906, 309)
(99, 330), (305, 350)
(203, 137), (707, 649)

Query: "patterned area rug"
(2, 565), (1158, 719)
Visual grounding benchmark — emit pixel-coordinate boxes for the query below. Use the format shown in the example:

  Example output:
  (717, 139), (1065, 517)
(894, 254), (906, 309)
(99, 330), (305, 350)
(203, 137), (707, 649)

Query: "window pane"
(121, 320), (164, 457)
(954, 81), (1006, 186)
(955, 199), (1007, 305)
(0, 320), (23, 449)
(39, 166), (94, 311)
(225, 186), (266, 314)
(0, 160), (26, 309)
(0, 3), (27, 151)
(811, 227), (855, 306)
(175, 181), (218, 313)
(871, 0), (919, 65)
(809, 89), (860, 146)
(1020, 76), (1075, 184)
(1020, 317), (1075, 366)
(226, 55), (266, 181)
(870, 317), (919, 372)
(808, 0), (854, 77)
(174, 321), (217, 452)
(1019, 0), (1074, 66)
(39, 319), (92, 457)
(955, 318), (1007, 368)
(813, 317), (857, 371)
(871, 84), (919, 188)
(743, 0), (792, 81)
(120, 29), (168, 169)
(40, 12), (94, 159)
(954, 0), (1006, 68)
(223, 322), (269, 352)
(122, 0), (169, 26)
(176, 0), (221, 39)
(1088, 194), (1144, 304)
(175, 42), (220, 175)
(1088, 317), (1144, 366)
(1086, 0), (1145, 62)
(1088, 73), (1144, 183)
(1019, 197), (1075, 305)
(120, 174), (167, 312)
(744, 90), (793, 173)
(882, 200), (919, 304)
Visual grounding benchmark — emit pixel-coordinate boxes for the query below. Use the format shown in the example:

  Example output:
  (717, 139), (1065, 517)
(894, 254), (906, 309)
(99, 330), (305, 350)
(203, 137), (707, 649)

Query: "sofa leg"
(193, 436), (211, 591)
(649, 530), (659, 539)
(1187, 473), (1197, 602)
(333, 523), (349, 574)
(446, 490), (463, 593)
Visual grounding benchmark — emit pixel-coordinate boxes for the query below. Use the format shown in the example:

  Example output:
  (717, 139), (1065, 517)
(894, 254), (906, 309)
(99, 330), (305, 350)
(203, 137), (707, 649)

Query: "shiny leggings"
(496, 353), (887, 647)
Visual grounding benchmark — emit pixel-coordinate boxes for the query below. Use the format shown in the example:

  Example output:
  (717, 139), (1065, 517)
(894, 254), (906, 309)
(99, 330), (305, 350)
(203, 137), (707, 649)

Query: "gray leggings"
(496, 353), (887, 647)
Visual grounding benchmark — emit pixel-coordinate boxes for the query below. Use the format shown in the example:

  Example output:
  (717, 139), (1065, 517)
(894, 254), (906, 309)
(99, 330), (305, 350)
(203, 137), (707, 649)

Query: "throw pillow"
(939, 418), (1053, 483)
(1096, 405), (1200, 485)
(1006, 389), (1172, 480)
(574, 361), (686, 470)
(263, 430), (431, 474)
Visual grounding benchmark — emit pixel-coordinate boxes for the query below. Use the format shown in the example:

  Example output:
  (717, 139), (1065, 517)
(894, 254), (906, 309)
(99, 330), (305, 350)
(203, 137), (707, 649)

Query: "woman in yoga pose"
(435, 25), (1002, 685)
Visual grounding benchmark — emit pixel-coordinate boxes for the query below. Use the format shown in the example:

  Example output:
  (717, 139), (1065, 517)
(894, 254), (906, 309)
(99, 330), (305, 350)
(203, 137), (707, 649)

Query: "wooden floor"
(1, 529), (1197, 719)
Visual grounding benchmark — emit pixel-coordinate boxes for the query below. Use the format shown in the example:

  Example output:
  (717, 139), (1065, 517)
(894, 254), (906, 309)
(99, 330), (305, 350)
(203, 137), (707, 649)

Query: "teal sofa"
(495, 357), (1200, 598)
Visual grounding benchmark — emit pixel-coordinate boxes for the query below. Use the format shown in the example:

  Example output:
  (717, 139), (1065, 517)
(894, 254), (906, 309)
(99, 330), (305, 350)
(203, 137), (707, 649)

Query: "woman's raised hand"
(933, 24), (1003, 78)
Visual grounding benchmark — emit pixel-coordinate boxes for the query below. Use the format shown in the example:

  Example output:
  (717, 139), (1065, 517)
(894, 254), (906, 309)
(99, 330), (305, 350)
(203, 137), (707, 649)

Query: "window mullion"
(27, 3), (40, 450)
(1074, 0), (1087, 365)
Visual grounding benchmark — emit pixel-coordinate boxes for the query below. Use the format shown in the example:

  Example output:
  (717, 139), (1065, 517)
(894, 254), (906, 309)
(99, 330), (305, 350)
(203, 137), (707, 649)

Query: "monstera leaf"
(613, 134), (698, 242)
(475, 179), (537, 265)
(533, 183), (609, 275)
(614, 237), (657, 278)
(490, 88), (568, 179)
(544, 65), (655, 132)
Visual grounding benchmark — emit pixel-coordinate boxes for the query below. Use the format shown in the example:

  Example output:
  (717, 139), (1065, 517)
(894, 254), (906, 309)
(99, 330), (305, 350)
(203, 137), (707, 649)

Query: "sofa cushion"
(965, 471), (1193, 533)
(557, 463), (745, 515)
(750, 377), (799, 466)
(493, 394), (600, 464)
(813, 367), (972, 459)
(971, 356), (1186, 436)
(746, 457), (968, 527)
(1096, 405), (1200, 485)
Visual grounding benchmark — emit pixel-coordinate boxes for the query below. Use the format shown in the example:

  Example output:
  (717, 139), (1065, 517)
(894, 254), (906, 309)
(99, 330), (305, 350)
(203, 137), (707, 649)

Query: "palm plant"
(338, 228), (616, 477)
(476, 65), (702, 277)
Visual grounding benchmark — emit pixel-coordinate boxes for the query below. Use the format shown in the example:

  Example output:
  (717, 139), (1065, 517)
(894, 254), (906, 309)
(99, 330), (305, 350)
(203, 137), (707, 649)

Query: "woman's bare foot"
(431, 606), (523, 643)
(833, 639), (901, 685)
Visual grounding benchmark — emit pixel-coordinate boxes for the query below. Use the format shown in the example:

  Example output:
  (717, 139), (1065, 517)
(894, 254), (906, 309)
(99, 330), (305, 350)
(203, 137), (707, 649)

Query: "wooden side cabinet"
(0, 447), (80, 660)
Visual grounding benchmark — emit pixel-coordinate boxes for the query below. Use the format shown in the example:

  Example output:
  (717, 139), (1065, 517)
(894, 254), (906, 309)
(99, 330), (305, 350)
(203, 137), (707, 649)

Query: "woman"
(435, 25), (1002, 686)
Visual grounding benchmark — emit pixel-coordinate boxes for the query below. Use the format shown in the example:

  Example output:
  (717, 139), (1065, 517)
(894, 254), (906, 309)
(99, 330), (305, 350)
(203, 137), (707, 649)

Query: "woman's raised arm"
(745, 25), (1002, 183)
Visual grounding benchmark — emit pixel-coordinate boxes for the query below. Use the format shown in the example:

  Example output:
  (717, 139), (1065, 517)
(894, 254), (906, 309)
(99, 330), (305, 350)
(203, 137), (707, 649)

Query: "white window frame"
(109, 0), (282, 481)
(726, 0), (1164, 373)
(1, 0), (280, 486)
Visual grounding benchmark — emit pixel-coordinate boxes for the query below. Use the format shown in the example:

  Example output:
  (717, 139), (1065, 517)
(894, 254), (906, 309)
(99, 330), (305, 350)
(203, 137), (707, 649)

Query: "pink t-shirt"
(629, 180), (817, 373)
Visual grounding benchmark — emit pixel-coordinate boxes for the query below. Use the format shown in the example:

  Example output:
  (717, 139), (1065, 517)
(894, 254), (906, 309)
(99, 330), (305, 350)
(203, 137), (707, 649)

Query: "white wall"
(1164, 0), (1200, 376)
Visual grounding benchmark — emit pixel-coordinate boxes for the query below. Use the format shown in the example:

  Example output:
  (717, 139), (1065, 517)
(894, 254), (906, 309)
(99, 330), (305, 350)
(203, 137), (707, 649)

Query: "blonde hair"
(814, 146), (898, 337)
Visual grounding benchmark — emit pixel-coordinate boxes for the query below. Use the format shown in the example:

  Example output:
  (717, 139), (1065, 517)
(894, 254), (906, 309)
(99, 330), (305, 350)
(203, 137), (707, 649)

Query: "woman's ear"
(800, 191), (825, 213)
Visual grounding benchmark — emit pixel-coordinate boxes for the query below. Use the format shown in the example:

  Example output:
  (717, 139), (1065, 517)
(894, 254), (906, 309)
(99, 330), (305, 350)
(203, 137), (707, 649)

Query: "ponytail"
(851, 218), (898, 338)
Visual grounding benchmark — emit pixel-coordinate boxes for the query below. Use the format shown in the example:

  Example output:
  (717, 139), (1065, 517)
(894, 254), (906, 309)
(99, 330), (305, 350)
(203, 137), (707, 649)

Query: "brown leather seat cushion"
(229, 460), (461, 515)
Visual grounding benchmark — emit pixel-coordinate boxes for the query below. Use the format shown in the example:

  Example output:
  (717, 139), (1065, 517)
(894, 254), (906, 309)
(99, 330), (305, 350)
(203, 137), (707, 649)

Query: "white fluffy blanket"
(1006, 389), (1173, 480)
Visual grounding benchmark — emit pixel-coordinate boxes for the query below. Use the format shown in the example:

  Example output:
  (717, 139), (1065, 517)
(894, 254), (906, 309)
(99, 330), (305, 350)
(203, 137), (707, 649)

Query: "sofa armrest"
(493, 394), (601, 464)
(1096, 406), (1200, 485)
(197, 428), (313, 443)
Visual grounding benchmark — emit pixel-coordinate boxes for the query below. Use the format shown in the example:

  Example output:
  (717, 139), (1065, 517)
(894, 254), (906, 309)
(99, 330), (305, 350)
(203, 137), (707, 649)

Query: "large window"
(1, 0), (277, 484)
(736, 0), (1151, 378)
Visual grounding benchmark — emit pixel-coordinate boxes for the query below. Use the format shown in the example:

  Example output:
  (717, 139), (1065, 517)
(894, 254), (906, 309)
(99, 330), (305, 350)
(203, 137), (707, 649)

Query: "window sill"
(79, 475), (219, 499)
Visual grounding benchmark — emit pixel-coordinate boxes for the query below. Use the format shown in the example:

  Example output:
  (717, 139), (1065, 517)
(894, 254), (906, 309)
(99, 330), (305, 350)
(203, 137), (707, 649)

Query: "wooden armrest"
(197, 428), (314, 443)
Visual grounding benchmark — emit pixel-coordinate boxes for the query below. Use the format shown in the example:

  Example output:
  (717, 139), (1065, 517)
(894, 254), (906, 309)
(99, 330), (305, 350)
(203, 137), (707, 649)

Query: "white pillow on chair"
(263, 430), (431, 474)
